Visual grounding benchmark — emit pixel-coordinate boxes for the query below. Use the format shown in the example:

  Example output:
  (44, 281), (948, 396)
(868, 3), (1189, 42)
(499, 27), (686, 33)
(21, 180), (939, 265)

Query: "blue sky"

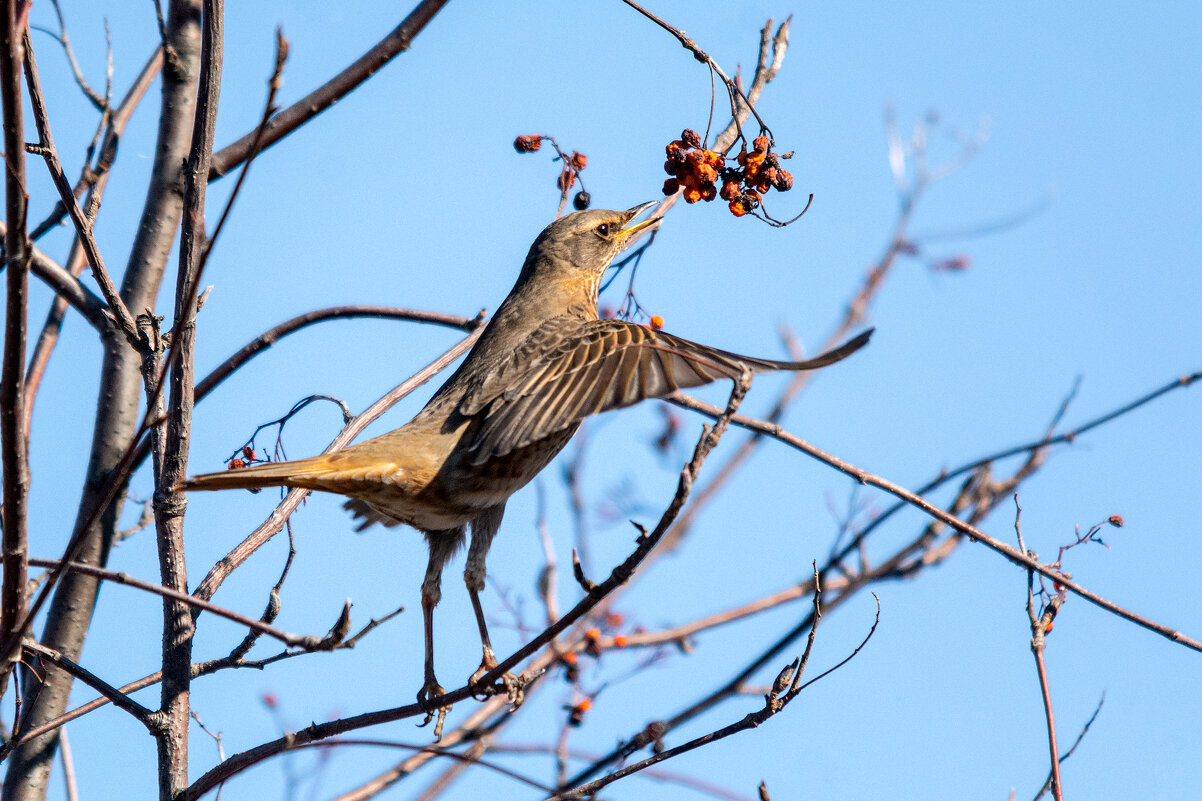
(14, 2), (1201, 799)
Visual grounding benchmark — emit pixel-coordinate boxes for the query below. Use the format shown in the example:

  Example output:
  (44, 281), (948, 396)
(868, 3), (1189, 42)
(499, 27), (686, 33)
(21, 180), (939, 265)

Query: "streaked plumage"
(183, 203), (871, 731)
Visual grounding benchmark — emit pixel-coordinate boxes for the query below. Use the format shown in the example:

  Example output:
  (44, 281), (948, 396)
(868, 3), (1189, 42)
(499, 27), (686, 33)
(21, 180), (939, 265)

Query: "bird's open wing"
(459, 318), (871, 463)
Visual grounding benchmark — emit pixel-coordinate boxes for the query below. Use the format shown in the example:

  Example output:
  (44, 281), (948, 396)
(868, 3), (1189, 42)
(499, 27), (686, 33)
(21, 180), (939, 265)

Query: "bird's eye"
(594, 223), (611, 238)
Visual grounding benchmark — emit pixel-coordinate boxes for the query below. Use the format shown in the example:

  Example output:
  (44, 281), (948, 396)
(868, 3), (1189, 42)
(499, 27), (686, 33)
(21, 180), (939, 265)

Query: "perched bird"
(183, 202), (871, 728)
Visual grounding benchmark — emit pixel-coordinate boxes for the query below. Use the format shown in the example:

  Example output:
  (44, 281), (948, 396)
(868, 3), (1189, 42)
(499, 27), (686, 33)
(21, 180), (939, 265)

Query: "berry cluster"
(662, 129), (794, 218)
(226, 445), (261, 471)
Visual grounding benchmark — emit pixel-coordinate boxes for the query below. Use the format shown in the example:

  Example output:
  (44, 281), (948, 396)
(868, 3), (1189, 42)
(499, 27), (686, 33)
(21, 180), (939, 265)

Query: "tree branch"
(22, 30), (142, 350)
(208, 0), (449, 179)
(0, 0), (30, 704)
(666, 385), (1202, 652)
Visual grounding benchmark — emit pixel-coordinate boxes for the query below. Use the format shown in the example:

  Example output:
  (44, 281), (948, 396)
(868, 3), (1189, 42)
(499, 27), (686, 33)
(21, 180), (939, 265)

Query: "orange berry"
(562, 651), (578, 665)
(570, 151), (587, 170)
(752, 134), (770, 152)
(1044, 620), (1054, 634)
(665, 140), (686, 155)
(695, 164), (718, 183)
(683, 187), (702, 204)
(614, 634), (630, 648)
(604, 612), (625, 627)
(702, 150), (723, 167)
(719, 181), (739, 200)
(228, 458), (245, 470)
(678, 172), (700, 190)
(729, 200), (748, 217)
(585, 628), (601, 641)
(242, 445), (256, 460)
(1108, 515), (1124, 527)
(699, 183), (717, 202)
(649, 315), (664, 330)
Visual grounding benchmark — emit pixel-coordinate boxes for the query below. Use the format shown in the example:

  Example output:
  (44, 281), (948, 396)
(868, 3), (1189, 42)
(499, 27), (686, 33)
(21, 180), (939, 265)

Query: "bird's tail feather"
(181, 455), (335, 493)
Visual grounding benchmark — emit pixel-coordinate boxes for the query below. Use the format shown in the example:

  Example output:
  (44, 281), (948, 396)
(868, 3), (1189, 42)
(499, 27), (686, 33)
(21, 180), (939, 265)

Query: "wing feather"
(462, 319), (872, 461)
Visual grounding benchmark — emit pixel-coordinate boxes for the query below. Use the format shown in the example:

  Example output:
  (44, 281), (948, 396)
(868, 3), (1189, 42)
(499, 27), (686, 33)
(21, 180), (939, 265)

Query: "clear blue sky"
(16, 2), (1201, 799)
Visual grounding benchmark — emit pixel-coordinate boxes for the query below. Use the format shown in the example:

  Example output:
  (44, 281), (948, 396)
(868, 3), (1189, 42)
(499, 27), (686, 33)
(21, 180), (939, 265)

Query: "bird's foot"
(416, 678), (450, 740)
(468, 650), (525, 709)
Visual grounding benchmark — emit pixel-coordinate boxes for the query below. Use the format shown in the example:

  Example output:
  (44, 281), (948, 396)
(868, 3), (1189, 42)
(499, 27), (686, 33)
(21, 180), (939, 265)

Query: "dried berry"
(228, 458), (245, 470)
(573, 190), (591, 210)
(570, 151), (587, 170)
(1108, 515), (1124, 527)
(752, 134), (771, 153)
(513, 135), (542, 153)
(772, 167), (793, 192)
(683, 187), (702, 204)
(662, 178), (680, 196)
(557, 170), (576, 192)
(719, 181), (740, 201)
(681, 128), (702, 149)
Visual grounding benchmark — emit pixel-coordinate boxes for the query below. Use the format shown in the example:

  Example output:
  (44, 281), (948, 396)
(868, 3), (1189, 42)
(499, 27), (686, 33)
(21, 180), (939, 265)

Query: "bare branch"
(0, 0), (32, 703)
(20, 642), (154, 728)
(22, 31), (142, 349)
(208, 0), (449, 179)
(666, 388), (1202, 652)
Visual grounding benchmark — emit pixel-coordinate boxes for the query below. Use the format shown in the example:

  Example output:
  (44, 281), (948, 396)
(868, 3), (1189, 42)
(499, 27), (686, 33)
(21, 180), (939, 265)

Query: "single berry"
(681, 128), (702, 149)
(570, 151), (588, 170)
(772, 167), (793, 192)
(649, 315), (664, 330)
(573, 191), (591, 210)
(752, 134), (770, 153)
(513, 135), (542, 153)
(662, 178), (680, 196)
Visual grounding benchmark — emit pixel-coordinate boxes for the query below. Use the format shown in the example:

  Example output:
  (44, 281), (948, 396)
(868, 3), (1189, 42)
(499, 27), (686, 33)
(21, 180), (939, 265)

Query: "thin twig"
(666, 388), (1202, 652)
(17, 557), (346, 650)
(21, 641), (154, 727)
(22, 30), (142, 349)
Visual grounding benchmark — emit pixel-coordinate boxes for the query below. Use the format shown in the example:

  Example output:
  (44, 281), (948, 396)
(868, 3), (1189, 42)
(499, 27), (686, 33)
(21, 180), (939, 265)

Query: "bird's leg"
(465, 505), (524, 707)
(416, 527), (464, 740)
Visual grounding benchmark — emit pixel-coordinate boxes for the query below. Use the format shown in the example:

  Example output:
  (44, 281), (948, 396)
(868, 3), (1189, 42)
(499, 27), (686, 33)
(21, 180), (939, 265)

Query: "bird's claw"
(416, 679), (450, 740)
(468, 653), (526, 708)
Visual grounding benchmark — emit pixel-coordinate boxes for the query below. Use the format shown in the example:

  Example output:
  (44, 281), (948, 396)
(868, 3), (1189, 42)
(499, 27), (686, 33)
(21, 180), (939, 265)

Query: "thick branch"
(0, 0), (30, 703)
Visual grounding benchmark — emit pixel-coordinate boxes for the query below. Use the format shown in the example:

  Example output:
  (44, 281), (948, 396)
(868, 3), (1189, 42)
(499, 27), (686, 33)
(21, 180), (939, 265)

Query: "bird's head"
(517, 202), (661, 299)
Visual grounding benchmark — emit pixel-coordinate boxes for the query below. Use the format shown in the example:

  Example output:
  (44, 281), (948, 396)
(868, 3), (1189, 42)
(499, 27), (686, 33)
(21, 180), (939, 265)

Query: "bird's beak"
(619, 201), (662, 239)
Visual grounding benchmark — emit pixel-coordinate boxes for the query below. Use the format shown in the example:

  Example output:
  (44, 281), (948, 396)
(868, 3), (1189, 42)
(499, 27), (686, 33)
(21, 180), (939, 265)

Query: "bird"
(183, 201), (871, 732)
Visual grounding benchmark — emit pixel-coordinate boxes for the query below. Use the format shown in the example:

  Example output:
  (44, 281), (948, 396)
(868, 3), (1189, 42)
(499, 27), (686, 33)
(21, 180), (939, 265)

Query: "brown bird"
(183, 202), (871, 728)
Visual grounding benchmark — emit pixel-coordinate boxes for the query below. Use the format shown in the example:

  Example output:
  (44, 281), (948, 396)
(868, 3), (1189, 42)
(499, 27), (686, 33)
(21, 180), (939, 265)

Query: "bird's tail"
(180, 454), (336, 493)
